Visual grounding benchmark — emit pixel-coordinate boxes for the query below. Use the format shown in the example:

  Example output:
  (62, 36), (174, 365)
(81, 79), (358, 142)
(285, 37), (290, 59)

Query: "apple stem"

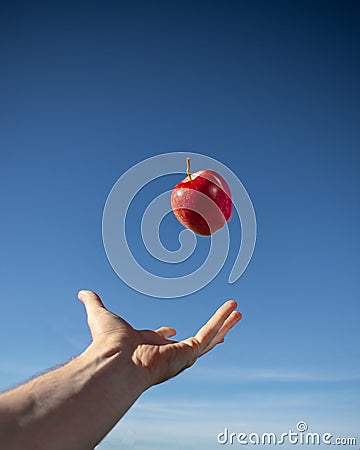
(186, 157), (192, 180)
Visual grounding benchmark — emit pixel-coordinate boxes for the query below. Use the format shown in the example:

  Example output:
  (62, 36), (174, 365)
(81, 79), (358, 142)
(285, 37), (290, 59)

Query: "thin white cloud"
(181, 365), (360, 384)
(96, 391), (360, 450)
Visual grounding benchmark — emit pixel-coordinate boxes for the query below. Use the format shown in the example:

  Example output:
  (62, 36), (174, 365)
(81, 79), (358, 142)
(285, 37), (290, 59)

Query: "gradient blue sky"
(1, 1), (359, 449)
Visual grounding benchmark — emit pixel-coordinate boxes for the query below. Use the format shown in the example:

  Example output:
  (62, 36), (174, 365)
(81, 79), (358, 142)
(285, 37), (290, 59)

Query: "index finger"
(195, 300), (238, 351)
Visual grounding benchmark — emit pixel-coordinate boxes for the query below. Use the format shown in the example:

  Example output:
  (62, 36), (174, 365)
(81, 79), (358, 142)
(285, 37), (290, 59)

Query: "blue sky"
(1, 1), (359, 449)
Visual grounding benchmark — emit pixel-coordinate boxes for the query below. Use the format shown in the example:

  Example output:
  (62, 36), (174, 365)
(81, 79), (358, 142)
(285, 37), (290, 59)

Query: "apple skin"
(171, 169), (232, 236)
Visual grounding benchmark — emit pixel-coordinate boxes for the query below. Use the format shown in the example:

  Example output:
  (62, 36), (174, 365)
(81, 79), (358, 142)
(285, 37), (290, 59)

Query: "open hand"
(78, 290), (242, 388)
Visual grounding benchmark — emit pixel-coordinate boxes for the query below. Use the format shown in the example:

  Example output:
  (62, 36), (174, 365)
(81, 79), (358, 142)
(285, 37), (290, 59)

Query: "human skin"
(0, 290), (242, 450)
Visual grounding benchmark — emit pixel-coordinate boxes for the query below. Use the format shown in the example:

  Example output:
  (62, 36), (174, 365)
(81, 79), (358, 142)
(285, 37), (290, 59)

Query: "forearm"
(0, 342), (146, 450)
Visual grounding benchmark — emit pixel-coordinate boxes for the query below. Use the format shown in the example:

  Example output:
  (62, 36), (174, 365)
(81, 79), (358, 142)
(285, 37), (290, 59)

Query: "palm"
(78, 290), (241, 386)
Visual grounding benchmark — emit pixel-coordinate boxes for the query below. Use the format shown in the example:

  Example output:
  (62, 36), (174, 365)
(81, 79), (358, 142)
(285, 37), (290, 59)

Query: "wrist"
(81, 340), (149, 394)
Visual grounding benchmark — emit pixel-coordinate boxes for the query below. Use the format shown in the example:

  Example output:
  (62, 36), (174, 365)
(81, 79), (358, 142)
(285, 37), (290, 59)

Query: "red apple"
(171, 158), (232, 236)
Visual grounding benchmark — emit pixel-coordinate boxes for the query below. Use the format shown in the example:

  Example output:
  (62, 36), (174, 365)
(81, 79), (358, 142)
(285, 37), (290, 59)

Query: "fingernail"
(78, 290), (87, 299)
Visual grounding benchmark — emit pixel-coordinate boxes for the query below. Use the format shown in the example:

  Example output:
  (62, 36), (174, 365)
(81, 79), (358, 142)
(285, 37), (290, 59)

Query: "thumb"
(78, 290), (107, 339)
(78, 290), (105, 313)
